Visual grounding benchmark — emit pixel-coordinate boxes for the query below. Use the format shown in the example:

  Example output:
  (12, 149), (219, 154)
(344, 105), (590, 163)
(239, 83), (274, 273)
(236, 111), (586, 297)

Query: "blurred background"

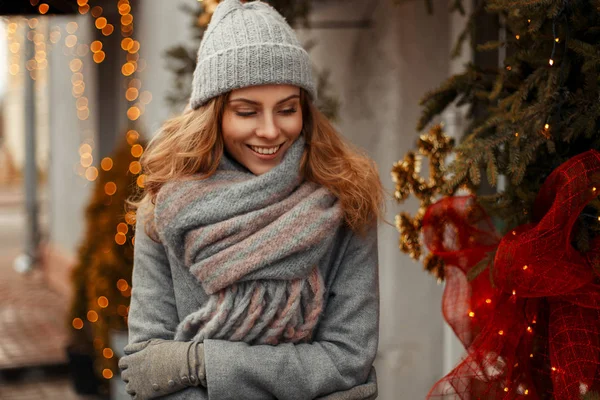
(0, 0), (505, 399)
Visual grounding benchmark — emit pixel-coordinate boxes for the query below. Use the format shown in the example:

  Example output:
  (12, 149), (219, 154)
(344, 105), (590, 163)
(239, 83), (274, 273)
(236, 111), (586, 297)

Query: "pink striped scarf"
(153, 135), (343, 345)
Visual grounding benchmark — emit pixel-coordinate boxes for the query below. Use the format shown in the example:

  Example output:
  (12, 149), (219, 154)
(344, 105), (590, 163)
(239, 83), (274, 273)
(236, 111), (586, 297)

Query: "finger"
(124, 340), (151, 355)
(118, 358), (128, 370)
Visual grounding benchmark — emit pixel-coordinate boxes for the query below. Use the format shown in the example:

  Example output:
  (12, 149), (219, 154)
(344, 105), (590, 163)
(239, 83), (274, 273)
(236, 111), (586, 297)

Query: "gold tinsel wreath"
(391, 124), (454, 281)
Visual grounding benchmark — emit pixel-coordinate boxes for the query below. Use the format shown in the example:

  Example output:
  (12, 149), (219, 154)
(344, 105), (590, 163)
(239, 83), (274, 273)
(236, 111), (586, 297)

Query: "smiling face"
(221, 84), (304, 175)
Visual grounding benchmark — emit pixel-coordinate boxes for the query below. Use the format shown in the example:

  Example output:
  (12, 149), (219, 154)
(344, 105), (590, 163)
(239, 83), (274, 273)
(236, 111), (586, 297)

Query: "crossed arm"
(120, 218), (380, 400)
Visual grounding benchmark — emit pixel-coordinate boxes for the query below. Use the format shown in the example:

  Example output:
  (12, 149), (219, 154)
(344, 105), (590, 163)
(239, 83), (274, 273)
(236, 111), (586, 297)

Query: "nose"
(255, 113), (280, 140)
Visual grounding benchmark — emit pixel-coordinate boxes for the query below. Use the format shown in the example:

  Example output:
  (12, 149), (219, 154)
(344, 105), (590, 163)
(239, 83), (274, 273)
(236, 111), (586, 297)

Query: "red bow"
(425, 150), (600, 399)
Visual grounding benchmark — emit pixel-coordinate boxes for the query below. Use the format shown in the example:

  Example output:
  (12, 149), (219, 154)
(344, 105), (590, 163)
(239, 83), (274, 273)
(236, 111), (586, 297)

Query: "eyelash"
(236, 108), (297, 117)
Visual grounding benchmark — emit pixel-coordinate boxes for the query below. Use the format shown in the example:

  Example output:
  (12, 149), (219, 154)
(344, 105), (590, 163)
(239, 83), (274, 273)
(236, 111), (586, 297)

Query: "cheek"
(281, 113), (303, 135)
(222, 113), (252, 143)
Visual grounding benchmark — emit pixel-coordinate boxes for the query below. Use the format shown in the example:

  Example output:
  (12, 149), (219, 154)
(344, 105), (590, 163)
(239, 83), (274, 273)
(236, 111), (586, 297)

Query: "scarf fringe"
(174, 266), (324, 345)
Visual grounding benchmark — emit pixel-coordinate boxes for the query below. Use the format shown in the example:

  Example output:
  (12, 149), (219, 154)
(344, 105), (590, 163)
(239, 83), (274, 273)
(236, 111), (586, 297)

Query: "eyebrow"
(228, 94), (300, 106)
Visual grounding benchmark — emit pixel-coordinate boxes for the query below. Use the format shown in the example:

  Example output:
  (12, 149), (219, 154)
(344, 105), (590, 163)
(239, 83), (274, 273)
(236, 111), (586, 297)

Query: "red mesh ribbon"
(424, 150), (600, 399)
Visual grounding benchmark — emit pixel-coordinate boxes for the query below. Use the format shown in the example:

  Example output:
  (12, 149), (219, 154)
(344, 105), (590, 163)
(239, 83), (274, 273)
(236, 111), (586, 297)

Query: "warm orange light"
(121, 14), (133, 25)
(551, 367), (557, 372)
(125, 212), (136, 225)
(102, 24), (114, 36)
(498, 330), (504, 335)
(103, 348), (114, 358)
(66, 22), (78, 34)
(522, 265), (528, 270)
(137, 174), (146, 188)
(512, 290), (516, 296)
(117, 222), (129, 234)
(515, 35), (520, 40)
(90, 40), (103, 53)
(93, 51), (106, 64)
(129, 161), (142, 174)
(65, 35), (78, 48)
(98, 296), (109, 308)
(549, 59), (554, 66)
(104, 182), (117, 196)
(87, 310), (98, 322)
(115, 232), (127, 245)
(527, 326), (533, 333)
(102, 369), (113, 379)
(38, 4), (50, 14)
(126, 129), (139, 144)
(85, 167), (99, 181)
(79, 144), (92, 156)
(512, 230), (516, 235)
(122, 62), (135, 76)
(77, 108), (90, 121)
(77, 0), (88, 6)
(485, 298), (492, 304)
(72, 318), (84, 329)
(80, 153), (93, 168)
(127, 106), (141, 121)
(101, 158), (113, 171)
(504, 387), (509, 393)
(121, 38), (134, 51)
(76, 97), (88, 110)
(119, 4), (132, 15)
(128, 41), (140, 54)
(117, 279), (129, 291)
(79, 4), (90, 14)
(125, 87), (139, 101)
(131, 144), (144, 158)
(91, 6), (103, 18)
(544, 123), (550, 130)
(95, 17), (107, 30)
(70, 59), (83, 72)
(468, 311), (475, 318)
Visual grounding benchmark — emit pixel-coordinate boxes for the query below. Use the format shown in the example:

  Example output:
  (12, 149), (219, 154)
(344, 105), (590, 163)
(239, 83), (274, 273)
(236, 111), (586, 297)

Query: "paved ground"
(0, 184), (100, 399)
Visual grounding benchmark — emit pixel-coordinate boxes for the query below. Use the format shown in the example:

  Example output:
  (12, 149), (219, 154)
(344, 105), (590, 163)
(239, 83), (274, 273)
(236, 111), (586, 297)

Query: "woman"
(118, 1), (385, 399)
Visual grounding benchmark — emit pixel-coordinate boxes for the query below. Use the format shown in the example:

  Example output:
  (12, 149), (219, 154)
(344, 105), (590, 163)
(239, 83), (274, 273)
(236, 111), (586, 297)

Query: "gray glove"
(118, 339), (206, 400)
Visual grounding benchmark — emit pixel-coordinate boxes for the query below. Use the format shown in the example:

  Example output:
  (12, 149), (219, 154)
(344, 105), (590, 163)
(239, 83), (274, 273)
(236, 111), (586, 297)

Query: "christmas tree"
(393, 0), (600, 398)
(163, 0), (340, 120)
(68, 132), (146, 394)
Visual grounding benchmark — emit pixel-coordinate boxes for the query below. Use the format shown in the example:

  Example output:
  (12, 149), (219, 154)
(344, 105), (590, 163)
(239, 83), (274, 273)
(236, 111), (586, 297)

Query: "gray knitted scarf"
(153, 135), (343, 345)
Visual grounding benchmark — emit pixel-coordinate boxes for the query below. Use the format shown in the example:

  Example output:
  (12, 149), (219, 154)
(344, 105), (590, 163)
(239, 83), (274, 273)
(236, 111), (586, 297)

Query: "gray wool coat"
(125, 211), (380, 400)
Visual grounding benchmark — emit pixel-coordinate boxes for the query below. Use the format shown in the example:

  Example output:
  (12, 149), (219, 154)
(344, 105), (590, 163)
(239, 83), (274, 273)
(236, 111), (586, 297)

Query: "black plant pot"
(66, 344), (100, 395)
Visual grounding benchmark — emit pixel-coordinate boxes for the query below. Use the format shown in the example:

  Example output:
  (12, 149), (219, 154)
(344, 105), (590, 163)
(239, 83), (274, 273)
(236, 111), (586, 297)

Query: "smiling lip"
(246, 143), (284, 160)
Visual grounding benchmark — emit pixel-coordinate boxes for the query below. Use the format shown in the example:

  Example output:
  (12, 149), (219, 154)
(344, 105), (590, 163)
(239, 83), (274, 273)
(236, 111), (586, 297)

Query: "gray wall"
(48, 15), (97, 255)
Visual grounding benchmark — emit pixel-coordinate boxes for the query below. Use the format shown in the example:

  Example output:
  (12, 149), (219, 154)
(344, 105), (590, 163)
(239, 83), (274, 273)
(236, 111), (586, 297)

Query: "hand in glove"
(118, 339), (206, 400)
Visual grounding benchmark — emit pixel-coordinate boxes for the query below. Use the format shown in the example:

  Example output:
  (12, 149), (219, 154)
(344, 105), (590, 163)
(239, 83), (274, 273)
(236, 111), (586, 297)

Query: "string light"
(486, 298), (492, 304)
(549, 59), (554, 66)
(527, 326), (533, 333)
(72, 318), (84, 329)
(103, 348), (114, 358)
(468, 311), (475, 318)
(522, 265), (528, 270)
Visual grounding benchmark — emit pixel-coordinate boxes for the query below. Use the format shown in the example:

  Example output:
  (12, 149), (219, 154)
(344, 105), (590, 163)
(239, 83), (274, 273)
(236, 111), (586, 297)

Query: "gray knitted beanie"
(189, 0), (317, 109)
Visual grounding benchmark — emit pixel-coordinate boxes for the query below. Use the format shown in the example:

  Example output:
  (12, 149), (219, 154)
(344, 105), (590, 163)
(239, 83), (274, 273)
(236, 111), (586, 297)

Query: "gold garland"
(391, 124), (454, 281)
